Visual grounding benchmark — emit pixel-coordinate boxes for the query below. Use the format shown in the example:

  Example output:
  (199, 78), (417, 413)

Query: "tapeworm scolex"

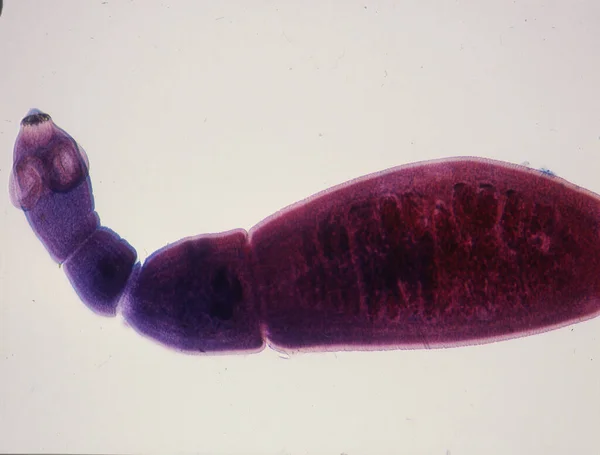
(9, 110), (600, 354)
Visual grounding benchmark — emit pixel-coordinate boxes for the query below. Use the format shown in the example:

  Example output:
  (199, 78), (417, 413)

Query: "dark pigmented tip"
(21, 112), (52, 126)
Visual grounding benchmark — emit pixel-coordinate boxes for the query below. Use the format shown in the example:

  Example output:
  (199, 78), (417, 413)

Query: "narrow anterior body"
(10, 111), (600, 354)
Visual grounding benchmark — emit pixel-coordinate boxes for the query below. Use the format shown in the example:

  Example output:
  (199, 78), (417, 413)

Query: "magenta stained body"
(9, 111), (600, 354)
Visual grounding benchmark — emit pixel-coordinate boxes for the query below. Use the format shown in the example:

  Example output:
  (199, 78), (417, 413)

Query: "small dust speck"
(97, 355), (113, 368)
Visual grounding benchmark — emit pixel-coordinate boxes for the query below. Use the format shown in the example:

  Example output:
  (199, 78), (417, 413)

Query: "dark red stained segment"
(250, 159), (600, 351)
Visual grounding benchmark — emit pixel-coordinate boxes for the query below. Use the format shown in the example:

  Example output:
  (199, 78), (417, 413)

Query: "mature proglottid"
(9, 110), (600, 355)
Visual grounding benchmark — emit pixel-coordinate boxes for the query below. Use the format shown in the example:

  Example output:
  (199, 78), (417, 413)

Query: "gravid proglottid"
(9, 111), (600, 355)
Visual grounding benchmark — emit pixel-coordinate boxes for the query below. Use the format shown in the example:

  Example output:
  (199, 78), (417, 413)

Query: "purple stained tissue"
(10, 110), (600, 355)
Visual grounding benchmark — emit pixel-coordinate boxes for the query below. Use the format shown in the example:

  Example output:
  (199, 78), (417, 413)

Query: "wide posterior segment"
(252, 161), (600, 350)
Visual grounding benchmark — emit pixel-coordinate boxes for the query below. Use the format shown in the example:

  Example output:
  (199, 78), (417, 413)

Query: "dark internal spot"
(530, 203), (555, 236)
(379, 195), (402, 242)
(433, 202), (459, 257)
(318, 215), (350, 261)
(302, 230), (320, 267)
(475, 184), (498, 230)
(500, 190), (528, 249)
(98, 257), (117, 281)
(209, 267), (243, 321)
(452, 183), (477, 229)
(348, 201), (384, 316)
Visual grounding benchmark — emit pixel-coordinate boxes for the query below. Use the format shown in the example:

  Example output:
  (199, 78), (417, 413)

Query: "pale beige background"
(1, 1), (599, 454)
